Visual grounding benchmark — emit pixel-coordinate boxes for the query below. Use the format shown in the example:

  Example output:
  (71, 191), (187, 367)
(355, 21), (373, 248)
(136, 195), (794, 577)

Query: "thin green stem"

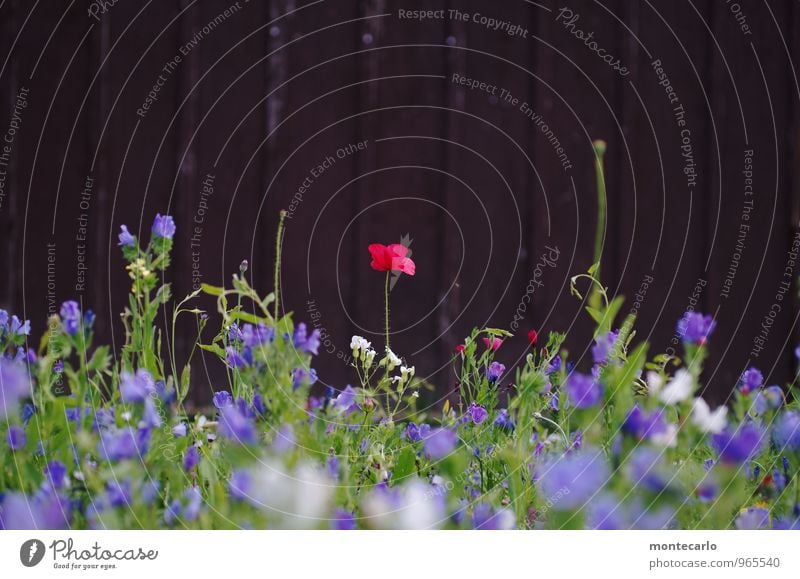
(273, 210), (287, 322)
(384, 271), (391, 351)
(592, 139), (607, 274)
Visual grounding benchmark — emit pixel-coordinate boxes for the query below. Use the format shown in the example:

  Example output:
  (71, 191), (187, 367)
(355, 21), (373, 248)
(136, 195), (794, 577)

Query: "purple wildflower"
(212, 390), (233, 409)
(117, 224), (135, 247)
(242, 323), (274, 347)
(331, 385), (358, 414)
(763, 385), (784, 409)
(227, 323), (242, 343)
(622, 405), (669, 441)
(183, 445), (200, 471)
(6, 425), (26, 450)
(44, 461), (68, 490)
(423, 428), (457, 459)
(225, 346), (248, 368)
(10, 315), (30, 336)
(326, 457), (340, 479)
(738, 367), (763, 394)
(140, 398), (162, 429)
(471, 503), (515, 530)
(677, 312), (716, 345)
(59, 301), (82, 336)
(628, 500), (675, 530)
(92, 408), (115, 431)
(228, 470), (251, 501)
(565, 372), (603, 409)
(272, 425), (296, 454)
(119, 369), (154, 403)
(332, 509), (356, 530)
(292, 323), (320, 355)
(486, 361), (505, 383)
(493, 409), (515, 431)
(772, 411), (800, 452)
(537, 448), (610, 511)
(152, 213), (176, 239)
(468, 402), (488, 424)
(625, 447), (673, 492)
(97, 427), (148, 461)
(291, 367), (318, 390)
(592, 330), (619, 364)
(735, 507), (770, 530)
(0, 489), (70, 529)
(182, 487), (203, 522)
(252, 392), (266, 415)
(545, 355), (562, 375)
(141, 480), (160, 505)
(404, 422), (431, 442)
(0, 360), (31, 421)
(586, 493), (626, 530)
(712, 423), (765, 465)
(21, 403), (35, 424)
(218, 405), (258, 445)
(106, 479), (132, 507)
(696, 472), (719, 503)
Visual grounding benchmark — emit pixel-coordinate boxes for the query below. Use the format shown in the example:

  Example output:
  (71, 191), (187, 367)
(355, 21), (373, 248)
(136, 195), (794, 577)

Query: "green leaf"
(201, 283), (224, 296)
(179, 364), (191, 402)
(228, 310), (267, 326)
(482, 327), (513, 337)
(585, 306), (603, 324)
(154, 283), (172, 305)
(199, 343), (226, 358)
(393, 447), (417, 482)
(86, 346), (111, 372)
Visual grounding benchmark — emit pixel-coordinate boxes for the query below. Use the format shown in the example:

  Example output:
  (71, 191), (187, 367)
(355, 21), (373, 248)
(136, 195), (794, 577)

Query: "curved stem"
(273, 210), (287, 321)
(533, 412), (570, 448)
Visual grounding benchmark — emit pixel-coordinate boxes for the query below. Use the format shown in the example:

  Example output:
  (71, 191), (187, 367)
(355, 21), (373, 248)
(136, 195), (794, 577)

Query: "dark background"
(1, 0), (799, 406)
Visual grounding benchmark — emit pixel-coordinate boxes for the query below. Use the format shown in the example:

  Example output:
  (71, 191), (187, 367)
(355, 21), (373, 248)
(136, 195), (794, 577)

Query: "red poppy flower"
(528, 329), (538, 346)
(368, 243), (416, 275)
(482, 337), (503, 351)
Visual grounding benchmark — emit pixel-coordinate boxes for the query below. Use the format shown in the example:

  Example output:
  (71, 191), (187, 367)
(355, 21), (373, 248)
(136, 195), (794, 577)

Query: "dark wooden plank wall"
(0, 0), (798, 405)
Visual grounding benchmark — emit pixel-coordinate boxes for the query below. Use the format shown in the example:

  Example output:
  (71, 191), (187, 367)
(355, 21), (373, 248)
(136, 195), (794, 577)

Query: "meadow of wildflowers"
(1, 211), (799, 531)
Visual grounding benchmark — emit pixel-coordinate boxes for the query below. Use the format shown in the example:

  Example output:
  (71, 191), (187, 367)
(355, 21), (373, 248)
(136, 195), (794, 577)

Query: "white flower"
(691, 397), (728, 434)
(658, 370), (694, 405)
(393, 365), (415, 387)
(382, 348), (401, 371)
(241, 460), (334, 529)
(350, 335), (371, 359)
(363, 348), (376, 369)
(489, 509), (517, 530)
(651, 423), (678, 448)
(362, 481), (446, 530)
(646, 371), (664, 395)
